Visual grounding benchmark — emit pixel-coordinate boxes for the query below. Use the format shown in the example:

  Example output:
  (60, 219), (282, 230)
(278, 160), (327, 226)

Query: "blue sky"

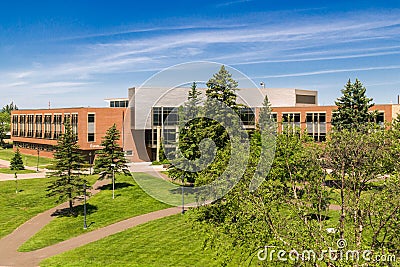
(0, 0), (399, 108)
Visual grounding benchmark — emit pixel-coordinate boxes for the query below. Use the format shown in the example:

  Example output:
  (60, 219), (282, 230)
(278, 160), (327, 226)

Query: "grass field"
(40, 213), (238, 267)
(132, 172), (196, 206)
(0, 175), (99, 239)
(0, 177), (58, 239)
(0, 168), (37, 174)
(19, 173), (171, 252)
(0, 148), (53, 168)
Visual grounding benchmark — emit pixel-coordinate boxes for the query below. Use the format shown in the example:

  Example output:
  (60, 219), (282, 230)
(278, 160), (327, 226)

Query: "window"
(44, 115), (51, 139)
(71, 114), (78, 138)
(152, 107), (162, 126)
(53, 115), (62, 139)
(296, 95), (316, 104)
(19, 115), (26, 136)
(152, 107), (179, 126)
(110, 100), (128, 108)
(238, 108), (255, 126)
(163, 129), (176, 145)
(88, 114), (95, 123)
(12, 115), (19, 136)
(306, 112), (326, 142)
(163, 107), (179, 126)
(27, 115), (34, 137)
(282, 113), (301, 131)
(282, 113), (300, 123)
(88, 133), (95, 142)
(44, 115), (52, 139)
(376, 111), (384, 125)
(35, 115), (43, 138)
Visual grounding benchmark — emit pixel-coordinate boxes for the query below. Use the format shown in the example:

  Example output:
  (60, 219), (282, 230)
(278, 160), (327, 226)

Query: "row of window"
(12, 113), (98, 143)
(13, 114), (79, 140)
(146, 111), (385, 146)
(110, 100), (129, 108)
(151, 107), (385, 126)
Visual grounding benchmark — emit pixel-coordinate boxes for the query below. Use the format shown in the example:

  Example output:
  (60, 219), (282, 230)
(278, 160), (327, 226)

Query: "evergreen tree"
(205, 65), (240, 111)
(332, 79), (376, 130)
(10, 148), (24, 170)
(204, 65), (242, 149)
(168, 82), (203, 183)
(94, 124), (130, 179)
(47, 119), (86, 214)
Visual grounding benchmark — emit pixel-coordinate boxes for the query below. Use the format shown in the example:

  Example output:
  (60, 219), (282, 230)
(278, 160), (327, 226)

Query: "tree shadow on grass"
(51, 203), (98, 217)
(97, 182), (135, 191)
(306, 213), (331, 221)
(168, 186), (197, 195)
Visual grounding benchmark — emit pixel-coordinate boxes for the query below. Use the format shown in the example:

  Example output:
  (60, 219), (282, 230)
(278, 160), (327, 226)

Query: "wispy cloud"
(2, 9), (400, 107)
(216, 0), (253, 7)
(255, 65), (400, 79)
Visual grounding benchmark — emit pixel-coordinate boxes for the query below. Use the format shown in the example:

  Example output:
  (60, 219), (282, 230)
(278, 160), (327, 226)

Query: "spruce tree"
(47, 119), (86, 214)
(332, 79), (376, 130)
(204, 65), (242, 149)
(168, 82), (203, 183)
(94, 124), (130, 179)
(10, 148), (25, 170)
(205, 65), (239, 111)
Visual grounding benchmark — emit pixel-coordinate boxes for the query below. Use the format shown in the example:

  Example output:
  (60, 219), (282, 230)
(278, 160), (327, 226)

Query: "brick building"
(10, 87), (400, 162)
(11, 107), (127, 161)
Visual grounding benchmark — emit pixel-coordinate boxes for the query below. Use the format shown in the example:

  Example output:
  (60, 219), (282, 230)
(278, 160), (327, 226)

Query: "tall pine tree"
(204, 65), (242, 149)
(168, 82), (203, 183)
(206, 65), (240, 111)
(47, 119), (86, 214)
(94, 124), (130, 179)
(332, 79), (376, 130)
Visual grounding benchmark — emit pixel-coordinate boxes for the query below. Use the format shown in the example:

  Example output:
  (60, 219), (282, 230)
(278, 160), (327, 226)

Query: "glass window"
(152, 107), (162, 126)
(88, 133), (95, 142)
(88, 114), (95, 123)
(239, 108), (255, 126)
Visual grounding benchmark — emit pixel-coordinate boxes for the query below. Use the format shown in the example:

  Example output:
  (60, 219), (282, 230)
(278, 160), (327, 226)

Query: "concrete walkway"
(0, 159), (47, 181)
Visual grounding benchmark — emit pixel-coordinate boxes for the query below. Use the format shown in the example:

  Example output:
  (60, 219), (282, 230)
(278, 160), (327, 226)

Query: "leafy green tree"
(94, 124), (130, 179)
(326, 124), (400, 253)
(0, 112), (10, 147)
(332, 79), (376, 130)
(192, 126), (330, 265)
(47, 119), (86, 214)
(10, 148), (24, 170)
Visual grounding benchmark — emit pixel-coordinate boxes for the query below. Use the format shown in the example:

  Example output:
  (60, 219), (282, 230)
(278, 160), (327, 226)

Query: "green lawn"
(0, 175), (99, 239)
(0, 168), (37, 174)
(40, 214), (239, 267)
(133, 172), (196, 206)
(0, 148), (53, 168)
(19, 173), (171, 252)
(0, 177), (60, 239)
